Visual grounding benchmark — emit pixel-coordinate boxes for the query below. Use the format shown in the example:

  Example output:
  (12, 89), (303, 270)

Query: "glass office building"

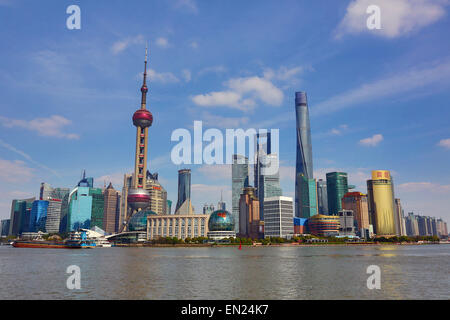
(295, 92), (315, 218)
(29, 200), (49, 232)
(1, 219), (10, 237)
(232, 154), (249, 233)
(317, 179), (328, 215)
(90, 188), (104, 230)
(9, 198), (35, 236)
(297, 175), (318, 219)
(256, 153), (282, 221)
(326, 172), (349, 216)
(68, 187), (93, 231)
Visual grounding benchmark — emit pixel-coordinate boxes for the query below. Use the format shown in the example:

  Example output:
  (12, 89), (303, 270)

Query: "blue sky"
(0, 0), (449, 223)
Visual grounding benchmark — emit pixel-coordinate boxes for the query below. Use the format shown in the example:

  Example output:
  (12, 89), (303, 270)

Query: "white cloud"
(312, 60), (450, 116)
(182, 69), (192, 82)
(190, 41), (199, 49)
(156, 37), (170, 48)
(0, 115), (79, 140)
(198, 65), (227, 76)
(147, 69), (179, 83)
(192, 91), (255, 111)
(335, 0), (447, 39)
(192, 65), (310, 111)
(111, 35), (144, 54)
(174, 0), (198, 13)
(359, 134), (383, 146)
(192, 75), (283, 111)
(0, 159), (34, 183)
(227, 77), (284, 106)
(330, 124), (349, 136)
(398, 182), (450, 193)
(200, 111), (249, 128)
(263, 66), (307, 83)
(438, 138), (450, 149)
(0, 139), (60, 177)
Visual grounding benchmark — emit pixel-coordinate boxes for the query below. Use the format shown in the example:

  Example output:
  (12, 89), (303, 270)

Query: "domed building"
(207, 210), (236, 240)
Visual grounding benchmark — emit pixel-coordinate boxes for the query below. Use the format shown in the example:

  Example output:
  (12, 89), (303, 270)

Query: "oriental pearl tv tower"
(122, 46), (153, 231)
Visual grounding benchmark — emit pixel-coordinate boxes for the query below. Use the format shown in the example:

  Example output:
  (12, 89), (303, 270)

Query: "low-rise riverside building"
(147, 214), (209, 240)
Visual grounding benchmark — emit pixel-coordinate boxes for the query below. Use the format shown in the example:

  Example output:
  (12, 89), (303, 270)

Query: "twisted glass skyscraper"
(295, 92), (317, 218)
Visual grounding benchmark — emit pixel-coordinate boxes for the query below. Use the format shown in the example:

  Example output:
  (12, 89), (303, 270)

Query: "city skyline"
(0, 1), (450, 222)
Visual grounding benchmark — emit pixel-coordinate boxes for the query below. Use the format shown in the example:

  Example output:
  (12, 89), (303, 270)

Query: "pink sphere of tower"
(127, 188), (150, 211)
(133, 109), (153, 128)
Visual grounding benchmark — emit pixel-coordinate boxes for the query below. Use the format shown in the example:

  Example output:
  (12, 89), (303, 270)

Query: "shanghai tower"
(294, 92), (317, 218)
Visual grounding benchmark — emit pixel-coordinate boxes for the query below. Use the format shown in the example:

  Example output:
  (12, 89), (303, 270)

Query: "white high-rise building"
(263, 196), (294, 239)
(45, 199), (62, 233)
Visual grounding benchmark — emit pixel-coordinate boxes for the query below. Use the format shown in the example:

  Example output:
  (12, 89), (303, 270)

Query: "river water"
(0, 244), (448, 299)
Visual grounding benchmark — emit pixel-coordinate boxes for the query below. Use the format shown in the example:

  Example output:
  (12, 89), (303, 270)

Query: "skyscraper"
(254, 132), (271, 193)
(90, 188), (105, 230)
(217, 191), (226, 211)
(77, 170), (94, 188)
(39, 183), (53, 200)
(45, 199), (62, 233)
(295, 92), (315, 218)
(1, 219), (10, 237)
(29, 200), (49, 232)
(297, 174), (318, 218)
(51, 187), (70, 233)
(263, 196), (294, 239)
(416, 215), (429, 236)
(175, 169), (194, 215)
(405, 212), (419, 236)
(326, 172), (349, 216)
(124, 46), (153, 231)
(254, 132), (283, 221)
(103, 183), (120, 234)
(394, 199), (406, 236)
(68, 187), (92, 231)
(203, 204), (215, 215)
(317, 179), (328, 215)
(9, 197), (35, 236)
(232, 154), (249, 233)
(119, 173), (133, 231)
(166, 200), (172, 215)
(146, 171), (168, 215)
(342, 192), (370, 232)
(238, 187), (261, 239)
(367, 170), (396, 237)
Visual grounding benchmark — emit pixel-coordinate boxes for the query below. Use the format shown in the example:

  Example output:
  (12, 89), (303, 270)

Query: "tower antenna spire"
(141, 43), (149, 109)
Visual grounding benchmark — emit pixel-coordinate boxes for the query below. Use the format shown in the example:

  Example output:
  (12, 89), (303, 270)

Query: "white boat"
(96, 238), (112, 247)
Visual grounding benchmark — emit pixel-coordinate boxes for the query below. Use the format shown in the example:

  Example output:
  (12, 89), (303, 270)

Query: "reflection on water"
(0, 245), (448, 300)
